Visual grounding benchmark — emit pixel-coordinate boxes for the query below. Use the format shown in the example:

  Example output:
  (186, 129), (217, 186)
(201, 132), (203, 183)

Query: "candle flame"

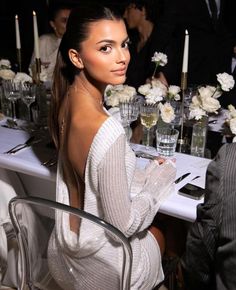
(185, 29), (189, 35)
(15, 15), (18, 20)
(33, 11), (36, 16)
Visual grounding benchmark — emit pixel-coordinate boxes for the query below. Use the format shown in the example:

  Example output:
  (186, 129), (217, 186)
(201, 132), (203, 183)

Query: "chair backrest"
(8, 196), (132, 290)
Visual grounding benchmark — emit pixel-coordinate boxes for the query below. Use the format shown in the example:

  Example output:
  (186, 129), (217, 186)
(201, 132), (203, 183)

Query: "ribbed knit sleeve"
(98, 135), (158, 237)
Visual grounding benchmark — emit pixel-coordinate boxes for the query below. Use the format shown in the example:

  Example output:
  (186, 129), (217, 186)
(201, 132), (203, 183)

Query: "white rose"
(217, 72), (235, 92)
(198, 85), (220, 99)
(190, 95), (201, 108)
(0, 69), (15, 80)
(151, 79), (168, 96)
(229, 118), (236, 135)
(151, 52), (168, 66)
(145, 87), (163, 104)
(201, 96), (221, 113)
(168, 85), (181, 96)
(106, 94), (120, 107)
(138, 83), (151, 96)
(159, 102), (175, 123)
(0, 59), (11, 69)
(113, 84), (125, 92)
(14, 72), (32, 84)
(189, 107), (206, 120)
(228, 104), (236, 118)
(122, 85), (136, 98)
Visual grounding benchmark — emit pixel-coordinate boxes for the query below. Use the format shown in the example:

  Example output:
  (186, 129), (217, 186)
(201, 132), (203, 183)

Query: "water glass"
(190, 120), (207, 157)
(2, 80), (22, 121)
(156, 127), (179, 157)
(119, 99), (140, 140)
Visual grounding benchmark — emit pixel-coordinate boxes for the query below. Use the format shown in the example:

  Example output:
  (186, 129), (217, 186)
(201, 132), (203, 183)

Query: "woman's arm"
(98, 135), (176, 237)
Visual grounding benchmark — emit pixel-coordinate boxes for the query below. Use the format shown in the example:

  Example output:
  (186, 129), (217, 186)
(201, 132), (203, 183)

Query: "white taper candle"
(15, 15), (21, 49)
(33, 11), (40, 59)
(182, 30), (189, 73)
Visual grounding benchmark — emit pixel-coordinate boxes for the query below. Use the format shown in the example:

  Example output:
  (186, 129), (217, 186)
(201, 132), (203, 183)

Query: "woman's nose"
(116, 48), (129, 64)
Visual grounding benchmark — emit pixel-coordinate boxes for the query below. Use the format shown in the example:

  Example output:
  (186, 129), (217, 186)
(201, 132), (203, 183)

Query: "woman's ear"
(49, 20), (56, 31)
(68, 49), (84, 69)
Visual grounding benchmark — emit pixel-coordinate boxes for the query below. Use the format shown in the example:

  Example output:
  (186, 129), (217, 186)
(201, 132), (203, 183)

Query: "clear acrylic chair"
(8, 196), (132, 290)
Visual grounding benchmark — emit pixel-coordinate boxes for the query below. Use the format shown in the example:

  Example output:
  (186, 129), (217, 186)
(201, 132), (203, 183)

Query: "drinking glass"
(119, 99), (140, 140)
(2, 79), (22, 121)
(156, 127), (179, 157)
(140, 103), (159, 149)
(22, 82), (37, 121)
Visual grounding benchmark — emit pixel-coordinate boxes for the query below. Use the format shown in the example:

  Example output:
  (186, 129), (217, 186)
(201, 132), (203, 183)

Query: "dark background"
(0, 0), (236, 73)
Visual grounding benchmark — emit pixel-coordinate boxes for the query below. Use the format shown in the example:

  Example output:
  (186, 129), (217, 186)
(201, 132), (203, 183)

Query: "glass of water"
(156, 127), (179, 157)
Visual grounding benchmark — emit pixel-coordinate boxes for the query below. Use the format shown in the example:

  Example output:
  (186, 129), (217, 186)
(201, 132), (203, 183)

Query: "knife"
(174, 172), (191, 184)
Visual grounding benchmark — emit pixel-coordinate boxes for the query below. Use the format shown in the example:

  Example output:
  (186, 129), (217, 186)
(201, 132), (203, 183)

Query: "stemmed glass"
(22, 82), (37, 122)
(119, 98), (140, 141)
(140, 102), (159, 149)
(2, 79), (22, 121)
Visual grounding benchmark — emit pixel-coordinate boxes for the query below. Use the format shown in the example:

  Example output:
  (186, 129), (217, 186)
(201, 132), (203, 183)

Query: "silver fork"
(4, 136), (35, 154)
(42, 156), (57, 167)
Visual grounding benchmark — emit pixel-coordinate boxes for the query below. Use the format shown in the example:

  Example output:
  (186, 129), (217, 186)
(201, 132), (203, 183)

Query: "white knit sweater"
(48, 117), (173, 290)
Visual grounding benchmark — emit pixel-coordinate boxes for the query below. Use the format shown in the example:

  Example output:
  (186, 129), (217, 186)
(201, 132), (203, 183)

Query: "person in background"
(123, 0), (172, 89)
(30, 2), (71, 81)
(164, 0), (235, 86)
(181, 142), (236, 290)
(48, 3), (176, 289)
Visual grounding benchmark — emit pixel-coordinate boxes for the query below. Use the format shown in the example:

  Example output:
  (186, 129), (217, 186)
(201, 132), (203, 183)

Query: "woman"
(48, 4), (176, 289)
(123, 0), (169, 88)
(30, 3), (71, 81)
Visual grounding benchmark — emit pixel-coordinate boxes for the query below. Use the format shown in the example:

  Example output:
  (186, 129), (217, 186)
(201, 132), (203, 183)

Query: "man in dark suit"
(181, 142), (236, 290)
(164, 0), (235, 86)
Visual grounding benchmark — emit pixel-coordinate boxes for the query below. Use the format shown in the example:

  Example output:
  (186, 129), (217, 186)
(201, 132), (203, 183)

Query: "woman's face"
(78, 19), (130, 86)
(50, 8), (71, 38)
(123, 4), (143, 29)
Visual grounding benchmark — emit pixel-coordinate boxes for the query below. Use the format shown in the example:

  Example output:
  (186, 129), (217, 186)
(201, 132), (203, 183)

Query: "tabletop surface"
(0, 119), (211, 222)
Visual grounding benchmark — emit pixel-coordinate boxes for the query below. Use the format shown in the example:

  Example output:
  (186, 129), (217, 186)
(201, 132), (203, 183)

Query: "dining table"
(0, 117), (212, 223)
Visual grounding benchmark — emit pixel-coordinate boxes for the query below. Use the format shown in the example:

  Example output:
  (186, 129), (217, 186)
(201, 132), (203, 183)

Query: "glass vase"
(190, 117), (208, 158)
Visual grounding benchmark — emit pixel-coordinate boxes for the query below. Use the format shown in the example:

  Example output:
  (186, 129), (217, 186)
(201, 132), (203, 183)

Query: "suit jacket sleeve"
(181, 144), (227, 290)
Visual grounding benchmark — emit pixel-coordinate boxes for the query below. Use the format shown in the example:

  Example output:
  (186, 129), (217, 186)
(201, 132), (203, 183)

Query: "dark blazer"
(181, 143), (236, 290)
(164, 0), (234, 86)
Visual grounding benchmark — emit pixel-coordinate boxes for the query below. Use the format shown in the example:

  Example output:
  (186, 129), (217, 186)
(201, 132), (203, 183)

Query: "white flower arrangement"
(14, 72), (32, 84)
(217, 73), (235, 92)
(0, 58), (15, 80)
(0, 59), (11, 69)
(138, 77), (181, 124)
(225, 104), (236, 142)
(159, 102), (175, 123)
(105, 84), (137, 107)
(189, 72), (235, 120)
(0, 69), (15, 80)
(151, 52), (168, 78)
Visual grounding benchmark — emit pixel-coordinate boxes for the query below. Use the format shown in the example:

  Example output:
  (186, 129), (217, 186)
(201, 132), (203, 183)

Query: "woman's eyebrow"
(96, 36), (129, 45)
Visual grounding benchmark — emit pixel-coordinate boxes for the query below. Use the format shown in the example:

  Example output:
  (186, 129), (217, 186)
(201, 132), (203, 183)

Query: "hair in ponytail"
(49, 4), (123, 149)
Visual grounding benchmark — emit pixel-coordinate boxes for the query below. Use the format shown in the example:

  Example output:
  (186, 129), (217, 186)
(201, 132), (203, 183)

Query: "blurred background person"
(30, 2), (72, 81)
(122, 0), (174, 89)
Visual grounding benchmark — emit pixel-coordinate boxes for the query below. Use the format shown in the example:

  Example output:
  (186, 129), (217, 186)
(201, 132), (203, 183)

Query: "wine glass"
(2, 79), (22, 121)
(140, 102), (159, 149)
(119, 98), (140, 140)
(22, 82), (37, 122)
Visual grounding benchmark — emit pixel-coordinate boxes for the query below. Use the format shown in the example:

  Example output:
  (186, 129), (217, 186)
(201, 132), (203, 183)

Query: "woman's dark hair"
(128, 0), (164, 24)
(49, 4), (123, 148)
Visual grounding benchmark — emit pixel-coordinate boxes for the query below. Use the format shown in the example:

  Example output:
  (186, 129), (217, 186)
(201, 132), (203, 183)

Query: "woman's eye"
(100, 46), (112, 53)
(122, 40), (131, 49)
